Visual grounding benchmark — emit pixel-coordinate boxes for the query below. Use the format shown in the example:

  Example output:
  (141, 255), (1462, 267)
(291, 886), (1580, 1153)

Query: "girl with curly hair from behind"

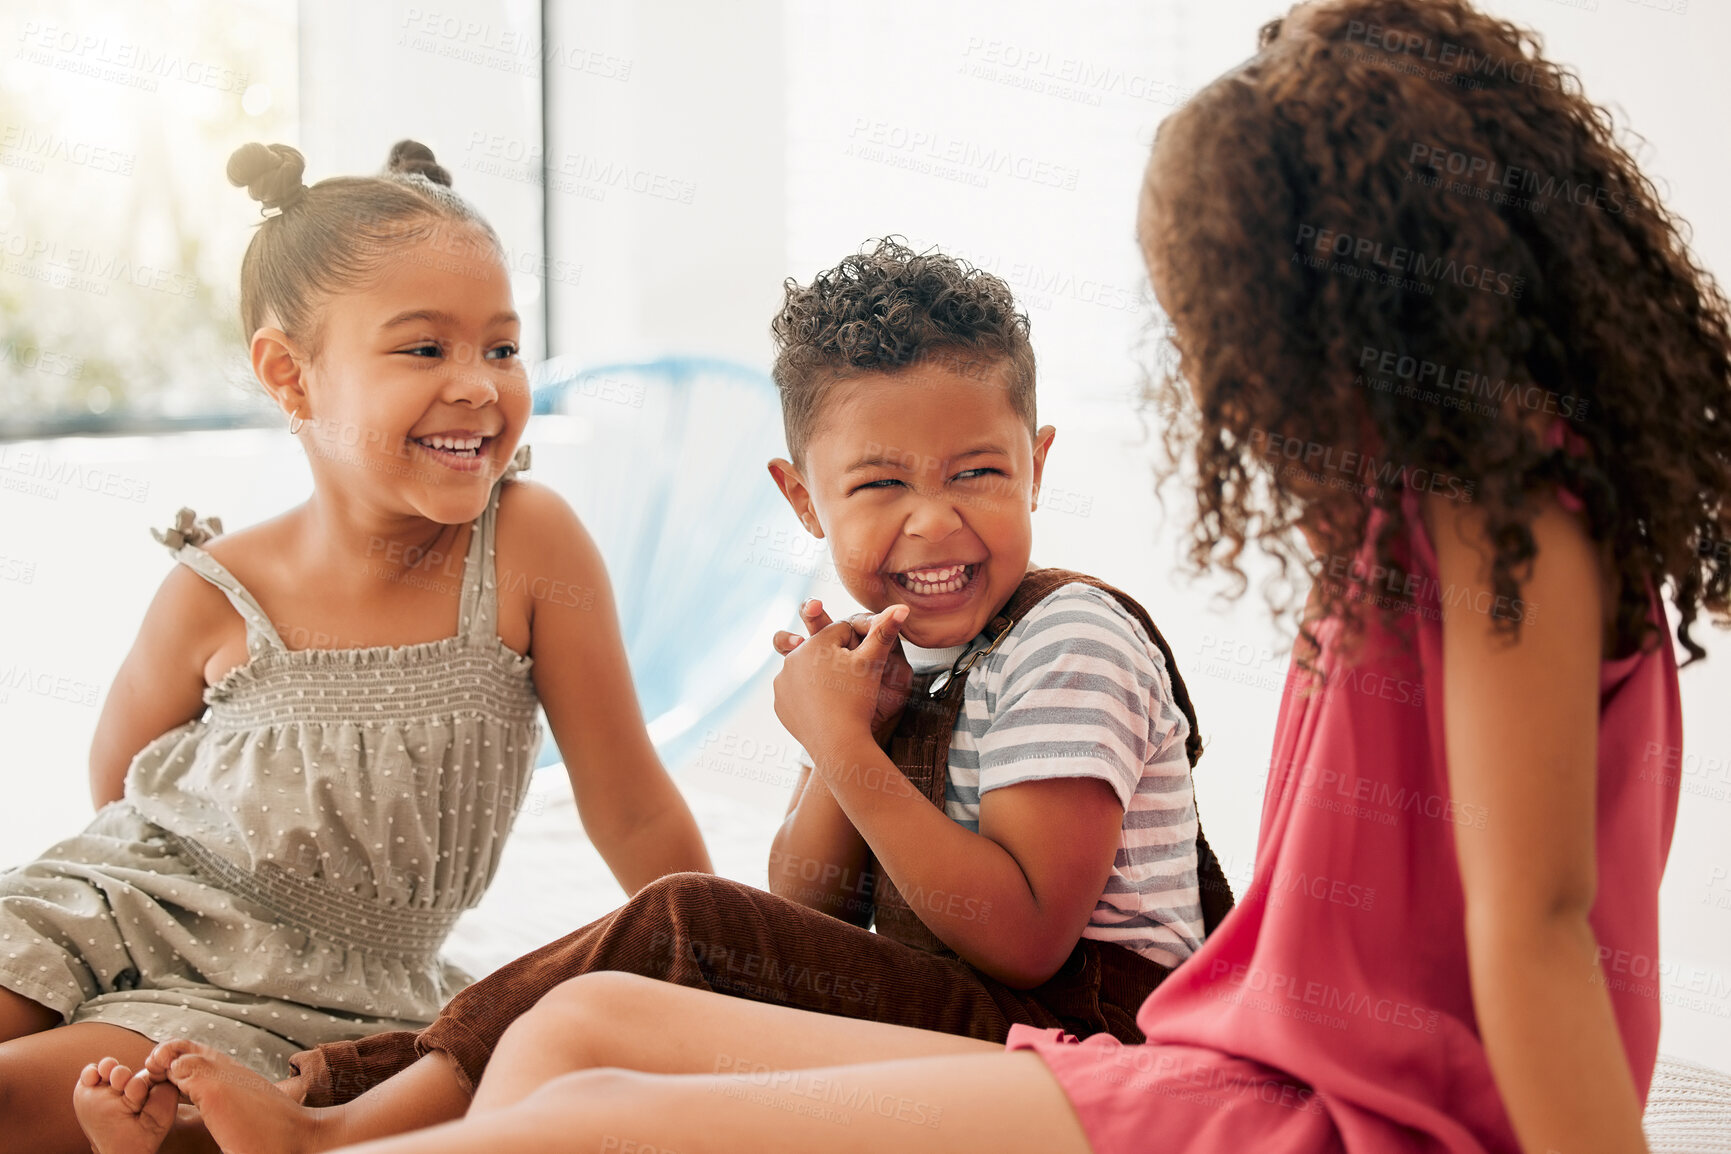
(81, 1), (1731, 1151)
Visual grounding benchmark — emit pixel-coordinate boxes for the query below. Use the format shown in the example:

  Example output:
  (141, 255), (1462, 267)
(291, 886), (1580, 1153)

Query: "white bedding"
(443, 765), (779, 978)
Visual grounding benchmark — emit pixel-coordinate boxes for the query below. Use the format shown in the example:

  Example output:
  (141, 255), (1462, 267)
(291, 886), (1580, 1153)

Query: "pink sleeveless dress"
(1008, 490), (1682, 1152)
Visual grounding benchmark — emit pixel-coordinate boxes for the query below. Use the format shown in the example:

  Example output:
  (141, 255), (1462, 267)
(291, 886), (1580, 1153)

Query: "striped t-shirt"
(901, 581), (1204, 969)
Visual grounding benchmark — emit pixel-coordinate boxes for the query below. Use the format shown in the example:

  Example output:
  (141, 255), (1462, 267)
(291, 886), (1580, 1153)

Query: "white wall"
(541, 0), (788, 365)
(300, 0), (547, 359)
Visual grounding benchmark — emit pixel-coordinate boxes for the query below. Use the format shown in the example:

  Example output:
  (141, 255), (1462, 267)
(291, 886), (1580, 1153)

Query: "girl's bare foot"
(142, 1040), (340, 1154)
(73, 1057), (179, 1154)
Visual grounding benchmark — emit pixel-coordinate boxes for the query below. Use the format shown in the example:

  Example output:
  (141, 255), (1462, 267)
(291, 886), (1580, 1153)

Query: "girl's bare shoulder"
(194, 507), (303, 578)
(494, 479), (604, 570)
(492, 479), (611, 636)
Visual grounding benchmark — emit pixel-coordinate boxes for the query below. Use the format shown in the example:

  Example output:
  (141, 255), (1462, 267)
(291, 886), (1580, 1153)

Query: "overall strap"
(1011, 569), (1234, 934)
(869, 665), (970, 954)
(153, 509), (287, 657)
(871, 567), (1235, 950)
(456, 445), (531, 645)
(871, 567), (1122, 953)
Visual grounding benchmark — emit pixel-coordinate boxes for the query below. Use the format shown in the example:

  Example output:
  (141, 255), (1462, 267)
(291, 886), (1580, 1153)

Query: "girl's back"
(1009, 0), (1729, 1149)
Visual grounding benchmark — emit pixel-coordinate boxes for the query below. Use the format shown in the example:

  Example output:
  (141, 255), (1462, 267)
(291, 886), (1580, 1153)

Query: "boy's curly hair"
(770, 238), (1037, 464)
(1142, 0), (1731, 661)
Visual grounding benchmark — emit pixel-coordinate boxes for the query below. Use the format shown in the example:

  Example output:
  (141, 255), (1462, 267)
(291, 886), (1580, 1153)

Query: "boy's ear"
(1029, 425), (1057, 510)
(252, 327), (310, 423)
(767, 458), (825, 539)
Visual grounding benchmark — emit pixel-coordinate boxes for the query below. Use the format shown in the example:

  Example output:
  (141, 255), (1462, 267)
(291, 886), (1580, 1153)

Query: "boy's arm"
(507, 482), (712, 892)
(1429, 490), (1649, 1154)
(768, 762), (874, 925)
(808, 734), (1122, 986)
(766, 599), (900, 924)
(777, 607), (1133, 987)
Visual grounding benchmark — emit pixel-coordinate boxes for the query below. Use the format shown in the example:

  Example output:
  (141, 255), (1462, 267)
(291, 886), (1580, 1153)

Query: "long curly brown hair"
(1140, 0), (1731, 662)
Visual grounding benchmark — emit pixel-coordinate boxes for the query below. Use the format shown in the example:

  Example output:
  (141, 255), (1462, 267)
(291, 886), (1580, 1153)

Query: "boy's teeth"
(896, 564), (972, 595)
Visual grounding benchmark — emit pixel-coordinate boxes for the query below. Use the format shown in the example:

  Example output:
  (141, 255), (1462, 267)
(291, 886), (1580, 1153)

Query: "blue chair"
(525, 357), (817, 771)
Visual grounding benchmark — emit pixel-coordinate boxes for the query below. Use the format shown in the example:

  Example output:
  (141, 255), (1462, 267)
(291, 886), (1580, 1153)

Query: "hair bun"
(227, 142), (308, 214)
(386, 139), (453, 188)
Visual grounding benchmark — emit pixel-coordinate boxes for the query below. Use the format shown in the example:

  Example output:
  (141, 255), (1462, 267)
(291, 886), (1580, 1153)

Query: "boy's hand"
(773, 603), (910, 758)
(774, 600), (915, 744)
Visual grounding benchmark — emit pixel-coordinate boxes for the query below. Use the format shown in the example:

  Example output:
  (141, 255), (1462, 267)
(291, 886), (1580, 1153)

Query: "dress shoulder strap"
(456, 445), (531, 645)
(153, 509), (287, 656)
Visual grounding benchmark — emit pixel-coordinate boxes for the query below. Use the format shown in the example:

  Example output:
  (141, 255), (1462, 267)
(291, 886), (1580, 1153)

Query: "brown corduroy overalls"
(288, 568), (1233, 1104)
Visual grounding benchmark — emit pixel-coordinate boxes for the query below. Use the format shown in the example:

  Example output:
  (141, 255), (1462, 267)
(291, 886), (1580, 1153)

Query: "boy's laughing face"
(770, 362), (1056, 650)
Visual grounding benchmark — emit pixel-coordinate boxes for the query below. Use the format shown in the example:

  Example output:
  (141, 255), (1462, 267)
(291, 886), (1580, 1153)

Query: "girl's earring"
(288, 409), (304, 435)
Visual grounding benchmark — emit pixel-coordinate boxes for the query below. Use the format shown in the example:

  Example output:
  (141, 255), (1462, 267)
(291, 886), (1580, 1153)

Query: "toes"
(95, 1055), (122, 1082)
(140, 1079), (181, 1133)
(123, 1068), (155, 1110)
(166, 1052), (222, 1093)
(76, 1062), (104, 1089)
(107, 1063), (137, 1092)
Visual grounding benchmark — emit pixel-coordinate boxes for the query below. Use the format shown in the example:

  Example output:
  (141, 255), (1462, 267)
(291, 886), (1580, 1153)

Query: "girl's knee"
(0, 1046), (60, 1122)
(496, 973), (682, 1081)
(498, 973), (646, 1059)
(528, 972), (661, 1033)
(521, 1066), (655, 1118)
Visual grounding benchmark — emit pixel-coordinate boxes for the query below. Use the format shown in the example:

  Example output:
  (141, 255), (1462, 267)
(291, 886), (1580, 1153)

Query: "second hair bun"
(387, 140), (453, 188)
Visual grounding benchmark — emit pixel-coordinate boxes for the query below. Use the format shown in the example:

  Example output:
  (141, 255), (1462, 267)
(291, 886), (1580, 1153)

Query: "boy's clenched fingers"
(800, 598), (835, 635)
(853, 605), (909, 665)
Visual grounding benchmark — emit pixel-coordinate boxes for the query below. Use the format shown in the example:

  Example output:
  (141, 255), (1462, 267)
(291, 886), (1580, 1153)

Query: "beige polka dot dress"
(0, 449), (541, 1078)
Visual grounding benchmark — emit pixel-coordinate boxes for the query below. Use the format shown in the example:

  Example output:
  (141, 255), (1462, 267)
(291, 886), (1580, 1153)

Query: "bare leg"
(129, 969), (1061, 1154)
(308, 1053), (469, 1147)
(0, 984), (62, 1041)
(129, 1040), (470, 1154)
(74, 1055), (181, 1154)
(0, 1021), (202, 1154)
(132, 972), (999, 1151)
(334, 1052), (1088, 1154)
(473, 971), (1002, 1112)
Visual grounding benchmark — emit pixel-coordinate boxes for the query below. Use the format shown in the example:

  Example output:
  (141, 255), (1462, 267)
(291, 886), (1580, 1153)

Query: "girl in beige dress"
(0, 139), (710, 1154)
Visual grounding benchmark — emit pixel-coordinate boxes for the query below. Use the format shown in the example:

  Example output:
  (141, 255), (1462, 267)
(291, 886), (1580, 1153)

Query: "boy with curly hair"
(85, 239), (1231, 1154)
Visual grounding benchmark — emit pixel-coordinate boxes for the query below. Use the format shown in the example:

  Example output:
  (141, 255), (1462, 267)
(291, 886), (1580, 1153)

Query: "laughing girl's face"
(293, 224), (530, 526)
